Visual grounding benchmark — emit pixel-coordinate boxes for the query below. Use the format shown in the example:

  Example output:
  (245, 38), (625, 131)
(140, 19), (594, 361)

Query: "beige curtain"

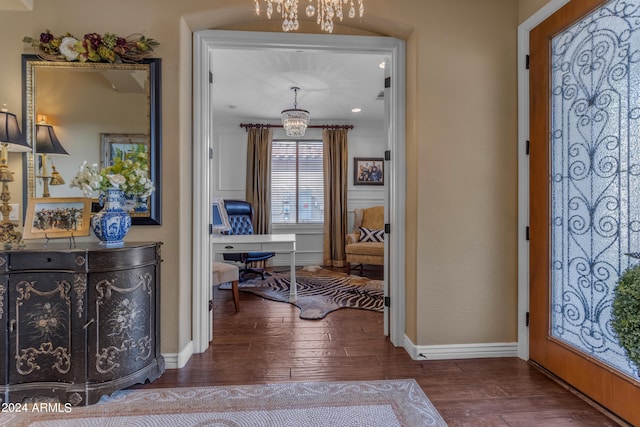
(246, 127), (272, 234)
(323, 128), (349, 267)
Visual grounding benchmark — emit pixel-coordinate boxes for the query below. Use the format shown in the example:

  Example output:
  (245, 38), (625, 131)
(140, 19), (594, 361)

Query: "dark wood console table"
(0, 242), (164, 406)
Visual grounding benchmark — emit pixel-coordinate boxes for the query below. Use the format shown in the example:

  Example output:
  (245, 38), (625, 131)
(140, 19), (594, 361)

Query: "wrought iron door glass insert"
(551, 0), (640, 378)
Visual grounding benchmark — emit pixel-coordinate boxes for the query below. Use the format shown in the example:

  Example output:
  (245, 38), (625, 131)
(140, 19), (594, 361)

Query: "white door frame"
(192, 30), (406, 354)
(517, 0), (569, 360)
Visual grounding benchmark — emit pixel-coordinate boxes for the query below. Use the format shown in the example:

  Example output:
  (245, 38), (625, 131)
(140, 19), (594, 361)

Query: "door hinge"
(526, 311), (530, 327)
(526, 226), (530, 241)
(525, 54), (530, 70)
(209, 299), (213, 311)
(384, 296), (391, 307)
(385, 150), (391, 161)
(209, 71), (213, 83)
(209, 224), (213, 235)
(385, 223), (390, 234)
(209, 147), (214, 159)
(384, 76), (391, 88)
(526, 140), (530, 155)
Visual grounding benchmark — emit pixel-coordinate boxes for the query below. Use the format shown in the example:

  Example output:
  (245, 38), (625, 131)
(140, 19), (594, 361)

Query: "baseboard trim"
(404, 335), (518, 360)
(162, 340), (194, 369)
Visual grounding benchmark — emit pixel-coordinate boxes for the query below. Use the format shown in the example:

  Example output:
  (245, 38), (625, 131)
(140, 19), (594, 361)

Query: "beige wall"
(520, 0), (556, 24)
(0, 0), (552, 355)
(414, 0), (519, 345)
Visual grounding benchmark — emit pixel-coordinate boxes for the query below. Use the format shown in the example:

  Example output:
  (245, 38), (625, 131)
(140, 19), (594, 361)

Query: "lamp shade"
(0, 110), (30, 151)
(36, 124), (68, 155)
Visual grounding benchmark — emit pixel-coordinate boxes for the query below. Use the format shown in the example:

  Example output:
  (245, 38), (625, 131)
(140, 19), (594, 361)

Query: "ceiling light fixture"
(281, 87), (310, 137)
(254, 0), (365, 33)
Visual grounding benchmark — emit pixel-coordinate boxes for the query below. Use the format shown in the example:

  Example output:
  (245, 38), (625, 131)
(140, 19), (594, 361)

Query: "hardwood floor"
(141, 273), (625, 426)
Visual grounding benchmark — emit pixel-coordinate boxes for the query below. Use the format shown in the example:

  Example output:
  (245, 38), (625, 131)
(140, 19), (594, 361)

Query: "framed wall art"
(100, 133), (149, 168)
(23, 197), (92, 239)
(353, 157), (384, 185)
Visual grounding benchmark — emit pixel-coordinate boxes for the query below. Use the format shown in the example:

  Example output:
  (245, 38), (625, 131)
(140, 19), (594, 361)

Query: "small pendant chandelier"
(254, 0), (365, 33)
(281, 87), (310, 137)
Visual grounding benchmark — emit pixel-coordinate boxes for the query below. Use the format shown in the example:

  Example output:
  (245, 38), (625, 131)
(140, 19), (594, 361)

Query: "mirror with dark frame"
(21, 55), (162, 225)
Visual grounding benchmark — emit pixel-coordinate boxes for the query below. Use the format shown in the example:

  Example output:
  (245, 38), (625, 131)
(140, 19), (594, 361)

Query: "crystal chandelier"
(254, 0), (365, 33)
(281, 87), (310, 137)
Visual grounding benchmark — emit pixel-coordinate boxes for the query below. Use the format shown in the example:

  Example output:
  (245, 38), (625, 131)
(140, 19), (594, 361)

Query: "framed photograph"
(100, 133), (149, 168)
(353, 157), (384, 185)
(24, 197), (92, 239)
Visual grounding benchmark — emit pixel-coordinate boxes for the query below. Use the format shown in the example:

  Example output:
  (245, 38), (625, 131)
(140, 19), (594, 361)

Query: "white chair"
(213, 261), (240, 312)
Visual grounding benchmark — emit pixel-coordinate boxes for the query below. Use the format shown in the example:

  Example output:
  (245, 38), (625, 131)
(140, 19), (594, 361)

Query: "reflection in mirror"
(35, 121), (69, 198)
(22, 55), (161, 225)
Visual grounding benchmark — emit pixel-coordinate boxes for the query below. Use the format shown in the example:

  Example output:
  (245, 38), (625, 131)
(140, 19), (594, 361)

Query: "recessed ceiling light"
(379, 61), (386, 69)
(352, 108), (362, 113)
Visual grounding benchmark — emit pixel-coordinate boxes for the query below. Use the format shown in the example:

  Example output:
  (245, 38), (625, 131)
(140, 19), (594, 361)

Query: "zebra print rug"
(221, 266), (383, 319)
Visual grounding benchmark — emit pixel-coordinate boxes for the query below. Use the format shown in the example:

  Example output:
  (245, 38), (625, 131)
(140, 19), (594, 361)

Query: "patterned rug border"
(4, 379), (447, 427)
(221, 266), (384, 320)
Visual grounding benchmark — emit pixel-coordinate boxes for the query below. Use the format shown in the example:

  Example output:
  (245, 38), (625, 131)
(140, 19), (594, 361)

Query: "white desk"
(211, 233), (297, 301)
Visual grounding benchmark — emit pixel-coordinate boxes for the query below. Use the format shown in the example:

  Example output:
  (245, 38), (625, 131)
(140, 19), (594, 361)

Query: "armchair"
(223, 199), (275, 280)
(345, 206), (385, 272)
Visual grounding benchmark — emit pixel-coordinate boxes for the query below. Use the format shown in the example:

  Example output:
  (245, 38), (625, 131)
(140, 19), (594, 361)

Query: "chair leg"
(231, 279), (240, 312)
(242, 264), (269, 280)
(349, 263), (365, 276)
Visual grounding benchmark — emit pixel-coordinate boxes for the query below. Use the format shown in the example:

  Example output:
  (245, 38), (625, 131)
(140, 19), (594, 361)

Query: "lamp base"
(0, 222), (22, 249)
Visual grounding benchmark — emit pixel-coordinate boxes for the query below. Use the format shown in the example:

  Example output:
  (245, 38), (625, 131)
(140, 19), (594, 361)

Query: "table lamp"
(0, 106), (32, 248)
(36, 122), (68, 197)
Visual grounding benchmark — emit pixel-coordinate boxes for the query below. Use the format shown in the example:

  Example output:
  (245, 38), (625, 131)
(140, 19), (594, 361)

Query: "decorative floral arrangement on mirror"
(23, 30), (159, 63)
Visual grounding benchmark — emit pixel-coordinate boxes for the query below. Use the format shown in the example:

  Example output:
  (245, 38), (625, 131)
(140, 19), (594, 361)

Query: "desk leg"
(289, 250), (297, 302)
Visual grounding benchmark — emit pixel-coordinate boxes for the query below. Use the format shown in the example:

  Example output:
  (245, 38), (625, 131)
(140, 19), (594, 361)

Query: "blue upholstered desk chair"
(222, 199), (275, 280)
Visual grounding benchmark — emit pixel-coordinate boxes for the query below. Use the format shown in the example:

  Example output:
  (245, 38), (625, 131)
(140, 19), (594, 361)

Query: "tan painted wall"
(0, 0), (549, 355)
(520, 0), (555, 24)
(415, 1), (519, 345)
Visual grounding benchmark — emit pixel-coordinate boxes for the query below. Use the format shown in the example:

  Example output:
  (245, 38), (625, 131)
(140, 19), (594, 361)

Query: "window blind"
(271, 140), (324, 224)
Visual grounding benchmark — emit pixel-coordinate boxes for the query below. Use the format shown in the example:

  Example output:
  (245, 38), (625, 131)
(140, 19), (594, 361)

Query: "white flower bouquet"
(70, 152), (154, 199)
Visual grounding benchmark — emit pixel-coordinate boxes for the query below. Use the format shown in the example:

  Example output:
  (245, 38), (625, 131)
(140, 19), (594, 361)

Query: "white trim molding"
(404, 335), (518, 360)
(162, 340), (194, 369)
(517, 0), (570, 361)
(192, 30), (406, 355)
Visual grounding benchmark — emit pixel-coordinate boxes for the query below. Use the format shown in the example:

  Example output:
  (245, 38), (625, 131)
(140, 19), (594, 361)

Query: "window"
(271, 140), (324, 224)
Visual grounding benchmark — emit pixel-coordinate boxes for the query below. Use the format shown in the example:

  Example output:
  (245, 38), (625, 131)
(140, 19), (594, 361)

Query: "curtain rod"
(240, 123), (354, 132)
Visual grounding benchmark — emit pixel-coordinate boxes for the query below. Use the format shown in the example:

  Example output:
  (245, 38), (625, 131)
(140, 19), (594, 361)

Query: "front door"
(530, 0), (640, 424)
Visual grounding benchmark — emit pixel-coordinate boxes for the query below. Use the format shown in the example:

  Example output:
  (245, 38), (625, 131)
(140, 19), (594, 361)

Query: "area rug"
(221, 265), (384, 319)
(4, 379), (447, 427)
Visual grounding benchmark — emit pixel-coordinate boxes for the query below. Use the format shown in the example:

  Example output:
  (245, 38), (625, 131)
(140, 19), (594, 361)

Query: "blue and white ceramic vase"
(91, 188), (132, 247)
(134, 196), (148, 213)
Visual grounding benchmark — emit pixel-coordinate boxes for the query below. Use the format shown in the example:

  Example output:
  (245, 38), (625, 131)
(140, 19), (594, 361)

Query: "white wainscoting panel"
(217, 133), (246, 191)
(271, 225), (324, 266)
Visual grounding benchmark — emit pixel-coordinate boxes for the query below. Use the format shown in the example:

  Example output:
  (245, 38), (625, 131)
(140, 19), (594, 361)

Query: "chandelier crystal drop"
(253, 0), (365, 33)
(281, 87), (310, 137)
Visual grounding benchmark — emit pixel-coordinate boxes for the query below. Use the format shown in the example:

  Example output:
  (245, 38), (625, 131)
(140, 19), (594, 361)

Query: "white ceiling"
(209, 48), (388, 125)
